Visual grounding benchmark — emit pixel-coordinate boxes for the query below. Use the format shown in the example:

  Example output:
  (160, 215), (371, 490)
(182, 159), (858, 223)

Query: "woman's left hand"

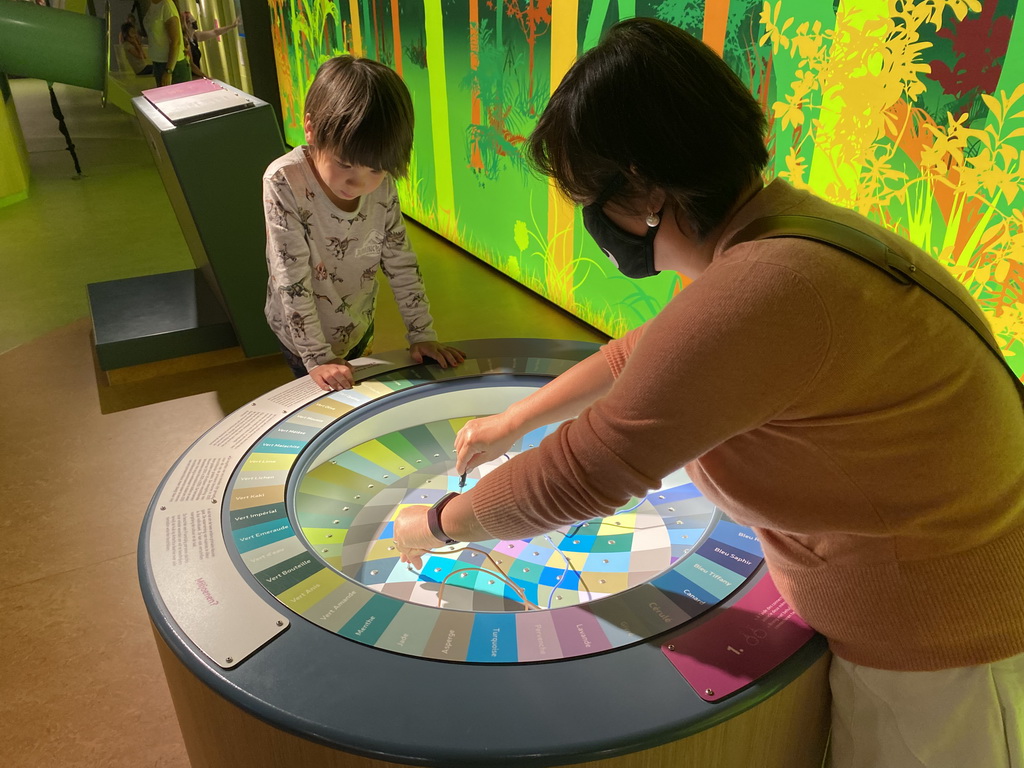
(393, 504), (440, 569)
(409, 341), (466, 368)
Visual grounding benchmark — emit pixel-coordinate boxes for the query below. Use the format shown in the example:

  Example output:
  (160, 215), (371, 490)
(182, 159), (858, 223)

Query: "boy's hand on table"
(410, 341), (466, 368)
(310, 360), (354, 391)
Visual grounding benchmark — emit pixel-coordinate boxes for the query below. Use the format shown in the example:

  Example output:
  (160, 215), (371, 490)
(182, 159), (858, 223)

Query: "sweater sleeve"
(472, 259), (832, 540)
(264, 172), (334, 369)
(601, 322), (649, 376)
(379, 183), (438, 344)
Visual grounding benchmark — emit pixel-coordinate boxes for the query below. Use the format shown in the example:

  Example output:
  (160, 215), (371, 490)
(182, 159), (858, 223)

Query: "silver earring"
(645, 211), (661, 228)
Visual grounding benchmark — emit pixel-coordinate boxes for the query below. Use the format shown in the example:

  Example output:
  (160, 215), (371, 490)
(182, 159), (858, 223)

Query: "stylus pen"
(459, 472), (466, 490)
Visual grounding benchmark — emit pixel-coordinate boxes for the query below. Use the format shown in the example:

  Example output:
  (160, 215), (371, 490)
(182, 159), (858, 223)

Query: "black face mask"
(582, 191), (663, 279)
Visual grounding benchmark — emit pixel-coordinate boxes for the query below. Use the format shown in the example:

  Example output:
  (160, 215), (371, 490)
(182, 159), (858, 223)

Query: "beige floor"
(0, 80), (607, 767)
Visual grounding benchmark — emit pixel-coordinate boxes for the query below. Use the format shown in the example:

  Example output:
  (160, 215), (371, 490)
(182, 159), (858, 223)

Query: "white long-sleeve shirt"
(263, 147), (437, 370)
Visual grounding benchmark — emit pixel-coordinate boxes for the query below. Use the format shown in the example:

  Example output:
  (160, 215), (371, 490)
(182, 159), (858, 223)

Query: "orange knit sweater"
(472, 180), (1024, 671)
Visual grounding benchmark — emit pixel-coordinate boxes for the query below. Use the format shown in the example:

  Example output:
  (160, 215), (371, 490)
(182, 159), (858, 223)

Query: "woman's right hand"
(454, 413), (520, 475)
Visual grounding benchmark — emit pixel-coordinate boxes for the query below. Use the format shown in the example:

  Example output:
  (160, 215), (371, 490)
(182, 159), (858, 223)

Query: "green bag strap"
(725, 214), (1024, 401)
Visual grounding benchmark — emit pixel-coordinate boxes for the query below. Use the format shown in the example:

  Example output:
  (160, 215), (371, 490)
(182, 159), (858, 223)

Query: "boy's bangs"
(343, 124), (405, 175)
(316, 107), (409, 176)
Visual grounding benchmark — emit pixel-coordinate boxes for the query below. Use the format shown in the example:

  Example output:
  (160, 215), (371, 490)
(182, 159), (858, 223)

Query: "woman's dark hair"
(304, 56), (414, 178)
(527, 18), (768, 240)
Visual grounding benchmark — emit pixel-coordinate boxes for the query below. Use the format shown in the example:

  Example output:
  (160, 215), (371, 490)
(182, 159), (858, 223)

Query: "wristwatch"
(425, 491), (459, 545)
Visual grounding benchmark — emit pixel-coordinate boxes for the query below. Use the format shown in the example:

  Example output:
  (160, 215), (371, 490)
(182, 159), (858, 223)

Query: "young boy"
(263, 56), (464, 391)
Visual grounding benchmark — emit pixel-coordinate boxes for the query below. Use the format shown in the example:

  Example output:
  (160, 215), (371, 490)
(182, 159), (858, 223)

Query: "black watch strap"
(426, 491), (459, 545)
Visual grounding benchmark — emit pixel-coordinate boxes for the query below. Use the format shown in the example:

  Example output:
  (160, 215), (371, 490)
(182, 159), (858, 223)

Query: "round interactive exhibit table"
(139, 339), (831, 768)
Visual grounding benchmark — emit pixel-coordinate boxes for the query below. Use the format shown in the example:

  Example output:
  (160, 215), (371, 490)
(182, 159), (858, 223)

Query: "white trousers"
(829, 651), (1024, 768)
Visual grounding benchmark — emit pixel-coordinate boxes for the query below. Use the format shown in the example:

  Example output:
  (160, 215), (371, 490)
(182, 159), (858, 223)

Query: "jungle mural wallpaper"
(267, 0), (1024, 377)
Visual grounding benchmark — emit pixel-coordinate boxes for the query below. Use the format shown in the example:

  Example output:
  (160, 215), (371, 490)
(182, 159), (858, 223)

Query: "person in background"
(392, 18), (1024, 768)
(143, 0), (189, 86)
(263, 55), (465, 392)
(181, 10), (240, 79)
(119, 20), (153, 76)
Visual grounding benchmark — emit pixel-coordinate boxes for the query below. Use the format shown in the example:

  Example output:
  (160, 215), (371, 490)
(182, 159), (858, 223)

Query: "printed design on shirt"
(377, 195), (398, 216)
(333, 294), (354, 314)
(302, 351), (325, 368)
(313, 262), (328, 281)
(267, 198), (288, 228)
(291, 207), (314, 239)
(406, 319), (430, 336)
(332, 321), (357, 345)
(280, 279), (310, 299)
(287, 311), (306, 339)
(304, 187), (315, 201)
(326, 236), (356, 259)
(356, 229), (386, 261)
(332, 210), (367, 226)
(276, 244), (298, 265)
(312, 291), (332, 305)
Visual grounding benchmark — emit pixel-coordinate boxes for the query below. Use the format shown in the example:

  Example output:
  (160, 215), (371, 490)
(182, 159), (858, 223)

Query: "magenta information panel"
(661, 572), (816, 702)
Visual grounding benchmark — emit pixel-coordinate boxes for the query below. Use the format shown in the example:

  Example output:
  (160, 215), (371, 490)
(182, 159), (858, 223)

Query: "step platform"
(87, 268), (238, 374)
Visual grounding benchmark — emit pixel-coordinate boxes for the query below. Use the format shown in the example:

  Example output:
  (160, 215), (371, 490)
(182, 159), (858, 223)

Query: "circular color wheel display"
(228, 356), (765, 664)
(140, 340), (828, 768)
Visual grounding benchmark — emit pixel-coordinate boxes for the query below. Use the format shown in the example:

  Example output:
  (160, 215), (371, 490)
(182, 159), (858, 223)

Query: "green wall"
(268, 0), (1024, 376)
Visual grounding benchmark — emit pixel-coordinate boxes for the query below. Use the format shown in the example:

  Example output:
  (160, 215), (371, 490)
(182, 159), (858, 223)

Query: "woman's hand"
(454, 412), (519, 475)
(392, 504), (439, 570)
(309, 360), (354, 391)
(409, 341), (465, 368)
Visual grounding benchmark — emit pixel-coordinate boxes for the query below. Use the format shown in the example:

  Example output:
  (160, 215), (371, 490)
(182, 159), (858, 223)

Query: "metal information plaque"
(146, 378), (329, 667)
